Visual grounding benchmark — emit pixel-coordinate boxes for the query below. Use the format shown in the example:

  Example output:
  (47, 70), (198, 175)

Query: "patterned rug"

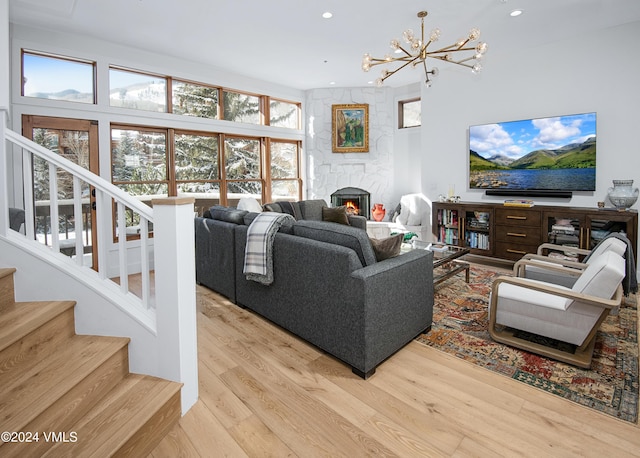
(415, 264), (639, 423)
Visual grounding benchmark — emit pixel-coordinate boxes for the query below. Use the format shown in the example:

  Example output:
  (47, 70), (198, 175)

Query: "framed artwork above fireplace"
(332, 104), (369, 153)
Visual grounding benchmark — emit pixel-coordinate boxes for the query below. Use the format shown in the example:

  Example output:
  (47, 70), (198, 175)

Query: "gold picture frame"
(332, 104), (369, 153)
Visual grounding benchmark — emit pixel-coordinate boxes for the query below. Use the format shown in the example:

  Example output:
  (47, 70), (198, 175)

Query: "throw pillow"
(237, 197), (263, 213)
(322, 206), (350, 225)
(370, 233), (404, 261)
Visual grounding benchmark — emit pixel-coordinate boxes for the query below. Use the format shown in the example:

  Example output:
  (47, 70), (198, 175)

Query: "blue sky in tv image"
(468, 112), (596, 192)
(469, 112), (596, 161)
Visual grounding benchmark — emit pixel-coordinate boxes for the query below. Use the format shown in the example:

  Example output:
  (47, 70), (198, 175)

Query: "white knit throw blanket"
(243, 212), (295, 285)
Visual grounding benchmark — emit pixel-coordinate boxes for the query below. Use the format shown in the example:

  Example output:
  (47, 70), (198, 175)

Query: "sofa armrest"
(348, 250), (434, 373)
(347, 214), (367, 230)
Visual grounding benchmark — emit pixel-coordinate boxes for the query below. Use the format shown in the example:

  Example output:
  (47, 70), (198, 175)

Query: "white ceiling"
(9, 0), (640, 90)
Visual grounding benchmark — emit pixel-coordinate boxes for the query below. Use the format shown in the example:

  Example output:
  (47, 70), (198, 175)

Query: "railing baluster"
(22, 151), (35, 240)
(140, 217), (151, 309)
(73, 176), (85, 266)
(117, 201), (129, 294)
(49, 163), (60, 253)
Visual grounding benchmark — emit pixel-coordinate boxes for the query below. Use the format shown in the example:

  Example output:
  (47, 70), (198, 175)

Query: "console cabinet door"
(434, 204), (461, 246)
(462, 206), (493, 255)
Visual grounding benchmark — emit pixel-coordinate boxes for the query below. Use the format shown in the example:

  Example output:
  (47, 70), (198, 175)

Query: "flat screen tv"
(469, 112), (596, 197)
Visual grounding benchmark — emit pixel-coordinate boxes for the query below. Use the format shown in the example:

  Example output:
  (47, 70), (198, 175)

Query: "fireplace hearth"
(331, 187), (371, 220)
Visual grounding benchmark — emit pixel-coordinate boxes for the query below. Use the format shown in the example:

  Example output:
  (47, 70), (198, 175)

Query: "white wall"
(0, 0), (8, 111)
(304, 87), (396, 214)
(421, 21), (640, 210)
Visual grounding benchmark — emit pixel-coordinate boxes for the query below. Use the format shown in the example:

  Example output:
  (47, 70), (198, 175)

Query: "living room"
(2, 0), (640, 455)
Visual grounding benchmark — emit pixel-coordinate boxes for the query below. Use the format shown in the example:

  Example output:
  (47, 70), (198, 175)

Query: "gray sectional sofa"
(195, 199), (434, 378)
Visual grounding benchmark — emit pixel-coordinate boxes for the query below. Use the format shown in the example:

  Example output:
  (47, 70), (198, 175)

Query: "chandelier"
(362, 10), (488, 87)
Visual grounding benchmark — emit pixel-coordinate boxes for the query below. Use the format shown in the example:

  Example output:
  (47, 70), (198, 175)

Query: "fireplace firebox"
(330, 187), (371, 220)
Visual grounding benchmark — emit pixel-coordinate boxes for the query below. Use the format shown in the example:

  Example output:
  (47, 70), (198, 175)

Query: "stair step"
(0, 300), (76, 374)
(0, 334), (130, 434)
(0, 300), (76, 353)
(0, 267), (17, 310)
(43, 374), (182, 457)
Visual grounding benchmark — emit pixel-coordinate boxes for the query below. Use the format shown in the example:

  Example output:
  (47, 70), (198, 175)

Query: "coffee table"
(405, 242), (471, 287)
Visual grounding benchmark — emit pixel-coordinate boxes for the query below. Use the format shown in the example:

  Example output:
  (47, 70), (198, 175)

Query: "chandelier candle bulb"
(363, 10), (488, 86)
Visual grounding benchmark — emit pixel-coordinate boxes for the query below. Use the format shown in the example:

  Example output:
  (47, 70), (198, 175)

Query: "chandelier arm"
(422, 59), (431, 84)
(430, 56), (474, 69)
(382, 57), (422, 80)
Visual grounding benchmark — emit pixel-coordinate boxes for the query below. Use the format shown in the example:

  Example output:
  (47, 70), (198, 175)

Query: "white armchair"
(514, 234), (628, 288)
(389, 193), (432, 241)
(489, 250), (625, 368)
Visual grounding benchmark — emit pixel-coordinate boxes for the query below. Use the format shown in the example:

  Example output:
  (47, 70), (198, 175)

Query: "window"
(109, 67), (167, 112)
(223, 90), (261, 124)
(269, 99), (300, 129)
(174, 132), (221, 203)
(111, 127), (168, 197)
(270, 140), (301, 201)
(22, 50), (95, 104)
(399, 98), (421, 128)
(224, 136), (262, 205)
(172, 80), (219, 119)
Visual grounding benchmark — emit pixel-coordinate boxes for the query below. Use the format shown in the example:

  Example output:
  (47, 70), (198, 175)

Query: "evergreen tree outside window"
(269, 99), (300, 129)
(270, 140), (301, 201)
(224, 136), (262, 204)
(175, 133), (221, 203)
(172, 80), (219, 119)
(111, 128), (168, 197)
(223, 90), (261, 124)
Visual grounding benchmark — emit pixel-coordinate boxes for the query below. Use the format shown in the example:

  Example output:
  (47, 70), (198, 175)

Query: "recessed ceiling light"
(510, 9), (523, 17)
(329, 81), (336, 85)
(322, 11), (333, 19)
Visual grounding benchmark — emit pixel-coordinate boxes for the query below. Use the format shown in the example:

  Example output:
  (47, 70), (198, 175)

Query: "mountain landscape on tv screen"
(469, 136), (596, 190)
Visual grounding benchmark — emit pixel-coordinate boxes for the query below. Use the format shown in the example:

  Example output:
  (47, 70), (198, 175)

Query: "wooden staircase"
(0, 267), (182, 457)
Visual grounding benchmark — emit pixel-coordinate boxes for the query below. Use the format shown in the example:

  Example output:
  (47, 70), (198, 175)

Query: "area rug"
(415, 265), (639, 423)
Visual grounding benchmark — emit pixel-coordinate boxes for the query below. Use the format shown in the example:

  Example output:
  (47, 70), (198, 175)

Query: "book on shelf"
(503, 199), (535, 207)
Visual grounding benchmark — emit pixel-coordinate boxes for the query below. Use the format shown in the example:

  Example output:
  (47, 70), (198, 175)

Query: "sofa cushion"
(298, 199), (328, 221)
(209, 205), (247, 225)
(293, 220), (377, 267)
(322, 206), (350, 225)
(370, 233), (404, 261)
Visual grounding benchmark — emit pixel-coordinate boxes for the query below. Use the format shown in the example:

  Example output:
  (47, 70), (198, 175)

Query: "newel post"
(152, 197), (198, 415)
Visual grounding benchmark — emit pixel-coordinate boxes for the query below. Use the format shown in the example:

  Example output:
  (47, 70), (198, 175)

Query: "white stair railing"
(0, 107), (198, 414)
(5, 126), (155, 311)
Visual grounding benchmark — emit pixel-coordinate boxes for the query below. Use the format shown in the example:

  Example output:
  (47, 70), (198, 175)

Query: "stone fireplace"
(331, 187), (371, 220)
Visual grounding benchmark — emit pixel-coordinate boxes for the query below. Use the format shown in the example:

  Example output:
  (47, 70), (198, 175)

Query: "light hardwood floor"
(148, 270), (640, 457)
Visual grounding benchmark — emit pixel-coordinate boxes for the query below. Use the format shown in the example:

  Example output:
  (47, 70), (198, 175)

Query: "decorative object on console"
(371, 203), (386, 221)
(361, 10), (488, 87)
(607, 179), (639, 210)
(332, 104), (369, 153)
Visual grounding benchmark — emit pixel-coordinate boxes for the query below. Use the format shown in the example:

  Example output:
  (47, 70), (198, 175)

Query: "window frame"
(21, 49), (97, 104)
(398, 97), (421, 129)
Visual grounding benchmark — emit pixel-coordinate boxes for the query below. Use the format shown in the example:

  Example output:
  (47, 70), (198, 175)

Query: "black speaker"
(485, 189), (572, 198)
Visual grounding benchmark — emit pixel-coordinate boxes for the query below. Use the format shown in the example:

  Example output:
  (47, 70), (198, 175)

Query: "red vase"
(371, 203), (386, 222)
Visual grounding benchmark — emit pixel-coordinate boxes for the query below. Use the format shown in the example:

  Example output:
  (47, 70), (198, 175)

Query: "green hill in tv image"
(469, 113), (596, 191)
